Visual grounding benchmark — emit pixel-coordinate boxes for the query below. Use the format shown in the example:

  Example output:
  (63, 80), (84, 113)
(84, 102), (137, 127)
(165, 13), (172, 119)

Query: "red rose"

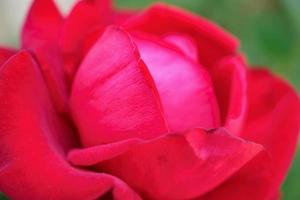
(0, 0), (299, 199)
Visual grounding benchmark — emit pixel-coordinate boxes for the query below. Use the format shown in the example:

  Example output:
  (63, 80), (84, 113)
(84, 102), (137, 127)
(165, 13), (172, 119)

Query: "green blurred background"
(0, 0), (299, 199)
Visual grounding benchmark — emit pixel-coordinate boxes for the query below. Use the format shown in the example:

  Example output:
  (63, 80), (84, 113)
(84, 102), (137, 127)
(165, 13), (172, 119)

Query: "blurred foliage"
(0, 193), (8, 200)
(282, 149), (300, 199)
(0, 0), (299, 199)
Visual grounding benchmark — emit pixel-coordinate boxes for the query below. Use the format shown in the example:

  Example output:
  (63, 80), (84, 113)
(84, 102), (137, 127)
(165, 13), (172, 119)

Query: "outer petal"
(241, 69), (300, 198)
(22, 0), (68, 113)
(80, 9), (138, 68)
(68, 138), (143, 166)
(0, 47), (15, 67)
(61, 0), (138, 82)
(0, 51), (140, 200)
(211, 56), (247, 135)
(22, 0), (62, 47)
(60, 0), (113, 81)
(124, 3), (239, 69)
(199, 147), (272, 200)
(71, 26), (168, 147)
(132, 33), (220, 131)
(114, 10), (138, 25)
(68, 128), (267, 199)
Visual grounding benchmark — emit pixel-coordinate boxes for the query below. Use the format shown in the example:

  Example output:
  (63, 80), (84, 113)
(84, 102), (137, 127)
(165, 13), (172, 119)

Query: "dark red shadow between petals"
(211, 56), (248, 135)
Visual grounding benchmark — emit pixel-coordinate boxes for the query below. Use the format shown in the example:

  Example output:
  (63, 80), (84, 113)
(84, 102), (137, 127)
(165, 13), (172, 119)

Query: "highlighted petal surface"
(133, 33), (220, 131)
(71, 26), (168, 146)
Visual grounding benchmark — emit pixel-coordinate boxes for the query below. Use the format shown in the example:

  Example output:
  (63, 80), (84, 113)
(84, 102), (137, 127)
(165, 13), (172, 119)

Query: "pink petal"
(163, 33), (198, 61)
(241, 69), (300, 197)
(69, 128), (267, 199)
(71, 26), (168, 147)
(22, 0), (68, 113)
(132, 33), (220, 131)
(0, 51), (140, 199)
(211, 56), (248, 135)
(124, 3), (239, 70)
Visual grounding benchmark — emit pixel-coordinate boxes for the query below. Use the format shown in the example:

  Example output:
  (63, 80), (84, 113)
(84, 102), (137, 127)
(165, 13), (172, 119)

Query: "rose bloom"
(0, 0), (299, 199)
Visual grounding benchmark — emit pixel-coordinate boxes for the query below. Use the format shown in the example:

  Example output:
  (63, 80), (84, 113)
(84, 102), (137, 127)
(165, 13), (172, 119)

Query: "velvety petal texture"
(132, 33), (220, 131)
(71, 26), (168, 147)
(0, 51), (140, 200)
(0, 0), (299, 199)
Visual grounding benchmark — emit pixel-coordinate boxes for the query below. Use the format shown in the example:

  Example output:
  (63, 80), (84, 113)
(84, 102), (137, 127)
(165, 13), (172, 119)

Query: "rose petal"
(61, 0), (113, 81)
(22, 0), (62, 47)
(163, 33), (198, 61)
(22, 0), (68, 113)
(114, 10), (138, 24)
(124, 3), (239, 69)
(80, 10), (139, 65)
(212, 56), (248, 135)
(0, 51), (140, 200)
(69, 128), (266, 199)
(68, 138), (143, 166)
(199, 146), (272, 200)
(241, 69), (300, 197)
(61, 1), (138, 82)
(109, 178), (142, 200)
(71, 26), (168, 147)
(0, 47), (16, 67)
(132, 33), (220, 131)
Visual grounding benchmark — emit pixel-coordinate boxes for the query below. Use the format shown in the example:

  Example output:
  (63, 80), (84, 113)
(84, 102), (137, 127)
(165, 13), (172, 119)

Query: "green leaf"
(0, 193), (8, 200)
